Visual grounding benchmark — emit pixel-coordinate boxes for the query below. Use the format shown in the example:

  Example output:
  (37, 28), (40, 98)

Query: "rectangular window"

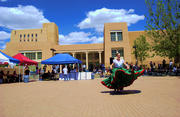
(76, 54), (81, 60)
(110, 32), (116, 41)
(110, 31), (123, 41)
(26, 52), (36, 60)
(88, 53), (93, 60)
(117, 32), (122, 41)
(82, 54), (86, 60)
(111, 48), (124, 58)
(111, 50), (117, 58)
(95, 53), (99, 59)
(37, 52), (42, 59)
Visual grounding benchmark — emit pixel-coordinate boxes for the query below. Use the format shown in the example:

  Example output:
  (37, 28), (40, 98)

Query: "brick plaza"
(0, 76), (180, 117)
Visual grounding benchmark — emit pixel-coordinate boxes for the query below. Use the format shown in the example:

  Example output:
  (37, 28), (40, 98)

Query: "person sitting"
(6, 71), (11, 83)
(0, 71), (4, 84)
(12, 71), (18, 82)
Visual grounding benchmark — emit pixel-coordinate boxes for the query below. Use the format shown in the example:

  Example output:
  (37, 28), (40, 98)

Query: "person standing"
(101, 53), (144, 92)
(24, 67), (30, 83)
(63, 65), (68, 81)
(0, 71), (4, 84)
(169, 60), (173, 71)
(162, 59), (166, 69)
(82, 64), (86, 72)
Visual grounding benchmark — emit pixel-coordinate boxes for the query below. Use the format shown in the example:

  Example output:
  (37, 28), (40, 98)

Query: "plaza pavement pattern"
(0, 76), (180, 117)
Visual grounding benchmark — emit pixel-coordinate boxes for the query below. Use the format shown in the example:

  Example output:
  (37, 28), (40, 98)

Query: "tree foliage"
(133, 35), (151, 65)
(145, 0), (180, 63)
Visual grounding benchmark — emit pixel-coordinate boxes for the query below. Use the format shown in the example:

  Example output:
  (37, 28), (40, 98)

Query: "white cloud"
(0, 5), (49, 29)
(59, 32), (103, 45)
(1, 44), (6, 49)
(0, 41), (6, 50)
(78, 8), (145, 32)
(0, 0), (7, 2)
(0, 31), (10, 40)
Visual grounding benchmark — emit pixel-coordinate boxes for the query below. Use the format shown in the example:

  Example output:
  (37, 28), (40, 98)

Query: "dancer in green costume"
(101, 53), (144, 92)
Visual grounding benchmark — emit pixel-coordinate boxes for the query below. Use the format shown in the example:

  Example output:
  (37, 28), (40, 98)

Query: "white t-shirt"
(113, 59), (124, 68)
(63, 67), (68, 74)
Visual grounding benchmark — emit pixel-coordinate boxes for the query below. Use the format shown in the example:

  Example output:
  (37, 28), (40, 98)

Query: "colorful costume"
(101, 59), (144, 90)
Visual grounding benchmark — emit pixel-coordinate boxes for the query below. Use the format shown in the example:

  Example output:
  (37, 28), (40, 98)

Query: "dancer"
(101, 53), (144, 92)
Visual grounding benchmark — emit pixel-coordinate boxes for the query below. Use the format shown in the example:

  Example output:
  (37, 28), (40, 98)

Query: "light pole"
(133, 46), (138, 66)
(50, 48), (56, 56)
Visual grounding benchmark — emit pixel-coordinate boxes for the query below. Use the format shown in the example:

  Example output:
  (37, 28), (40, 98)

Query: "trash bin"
(24, 75), (29, 83)
(91, 73), (95, 79)
(0, 79), (3, 84)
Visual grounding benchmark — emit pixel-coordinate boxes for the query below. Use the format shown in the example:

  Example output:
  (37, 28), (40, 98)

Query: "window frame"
(110, 30), (123, 42)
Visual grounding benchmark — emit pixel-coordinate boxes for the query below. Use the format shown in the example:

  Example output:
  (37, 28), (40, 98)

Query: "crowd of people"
(1, 59), (180, 84)
(143, 60), (180, 76)
(0, 70), (22, 84)
(97, 59), (180, 77)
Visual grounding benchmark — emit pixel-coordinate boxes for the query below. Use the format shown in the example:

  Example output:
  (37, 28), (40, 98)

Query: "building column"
(98, 51), (102, 64)
(35, 52), (38, 61)
(72, 52), (75, 68)
(86, 51), (88, 70)
(60, 65), (62, 73)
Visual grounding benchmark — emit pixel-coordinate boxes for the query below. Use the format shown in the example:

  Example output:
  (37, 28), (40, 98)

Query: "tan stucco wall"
(104, 22), (132, 67)
(54, 43), (103, 53)
(2, 22), (170, 69)
(3, 23), (59, 61)
(128, 31), (169, 66)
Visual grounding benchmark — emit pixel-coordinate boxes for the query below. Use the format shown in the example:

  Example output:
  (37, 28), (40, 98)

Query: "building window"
(112, 50), (116, 58)
(111, 48), (124, 58)
(117, 32), (122, 41)
(76, 54), (81, 60)
(26, 52), (36, 60)
(82, 54), (86, 60)
(20, 34), (22, 38)
(24, 34), (26, 38)
(27, 34), (29, 38)
(32, 34), (33, 38)
(35, 39), (37, 42)
(88, 53), (93, 60)
(35, 34), (37, 37)
(20, 39), (21, 42)
(24, 39), (25, 42)
(31, 39), (33, 42)
(37, 52), (42, 59)
(20, 51), (42, 60)
(95, 53), (99, 59)
(27, 39), (29, 42)
(110, 32), (116, 41)
(110, 31), (123, 41)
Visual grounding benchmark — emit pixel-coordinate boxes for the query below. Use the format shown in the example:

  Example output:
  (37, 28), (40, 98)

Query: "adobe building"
(2, 22), (167, 69)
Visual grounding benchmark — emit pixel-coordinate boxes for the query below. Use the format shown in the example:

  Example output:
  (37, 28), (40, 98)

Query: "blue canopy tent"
(41, 53), (82, 80)
(41, 53), (82, 64)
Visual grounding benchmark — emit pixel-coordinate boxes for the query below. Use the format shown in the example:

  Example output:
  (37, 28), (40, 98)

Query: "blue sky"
(0, 0), (148, 49)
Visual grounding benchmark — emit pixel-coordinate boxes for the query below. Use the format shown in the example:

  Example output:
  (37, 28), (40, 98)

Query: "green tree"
(145, 0), (180, 64)
(133, 35), (151, 65)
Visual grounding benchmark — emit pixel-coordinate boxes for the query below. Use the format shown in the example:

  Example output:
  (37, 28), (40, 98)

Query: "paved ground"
(0, 76), (180, 117)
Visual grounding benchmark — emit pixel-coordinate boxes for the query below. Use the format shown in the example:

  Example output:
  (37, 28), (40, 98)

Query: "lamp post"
(50, 48), (56, 56)
(133, 46), (138, 66)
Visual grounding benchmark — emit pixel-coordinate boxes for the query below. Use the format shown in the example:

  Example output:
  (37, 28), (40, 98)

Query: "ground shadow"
(101, 90), (141, 95)
(29, 80), (37, 82)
